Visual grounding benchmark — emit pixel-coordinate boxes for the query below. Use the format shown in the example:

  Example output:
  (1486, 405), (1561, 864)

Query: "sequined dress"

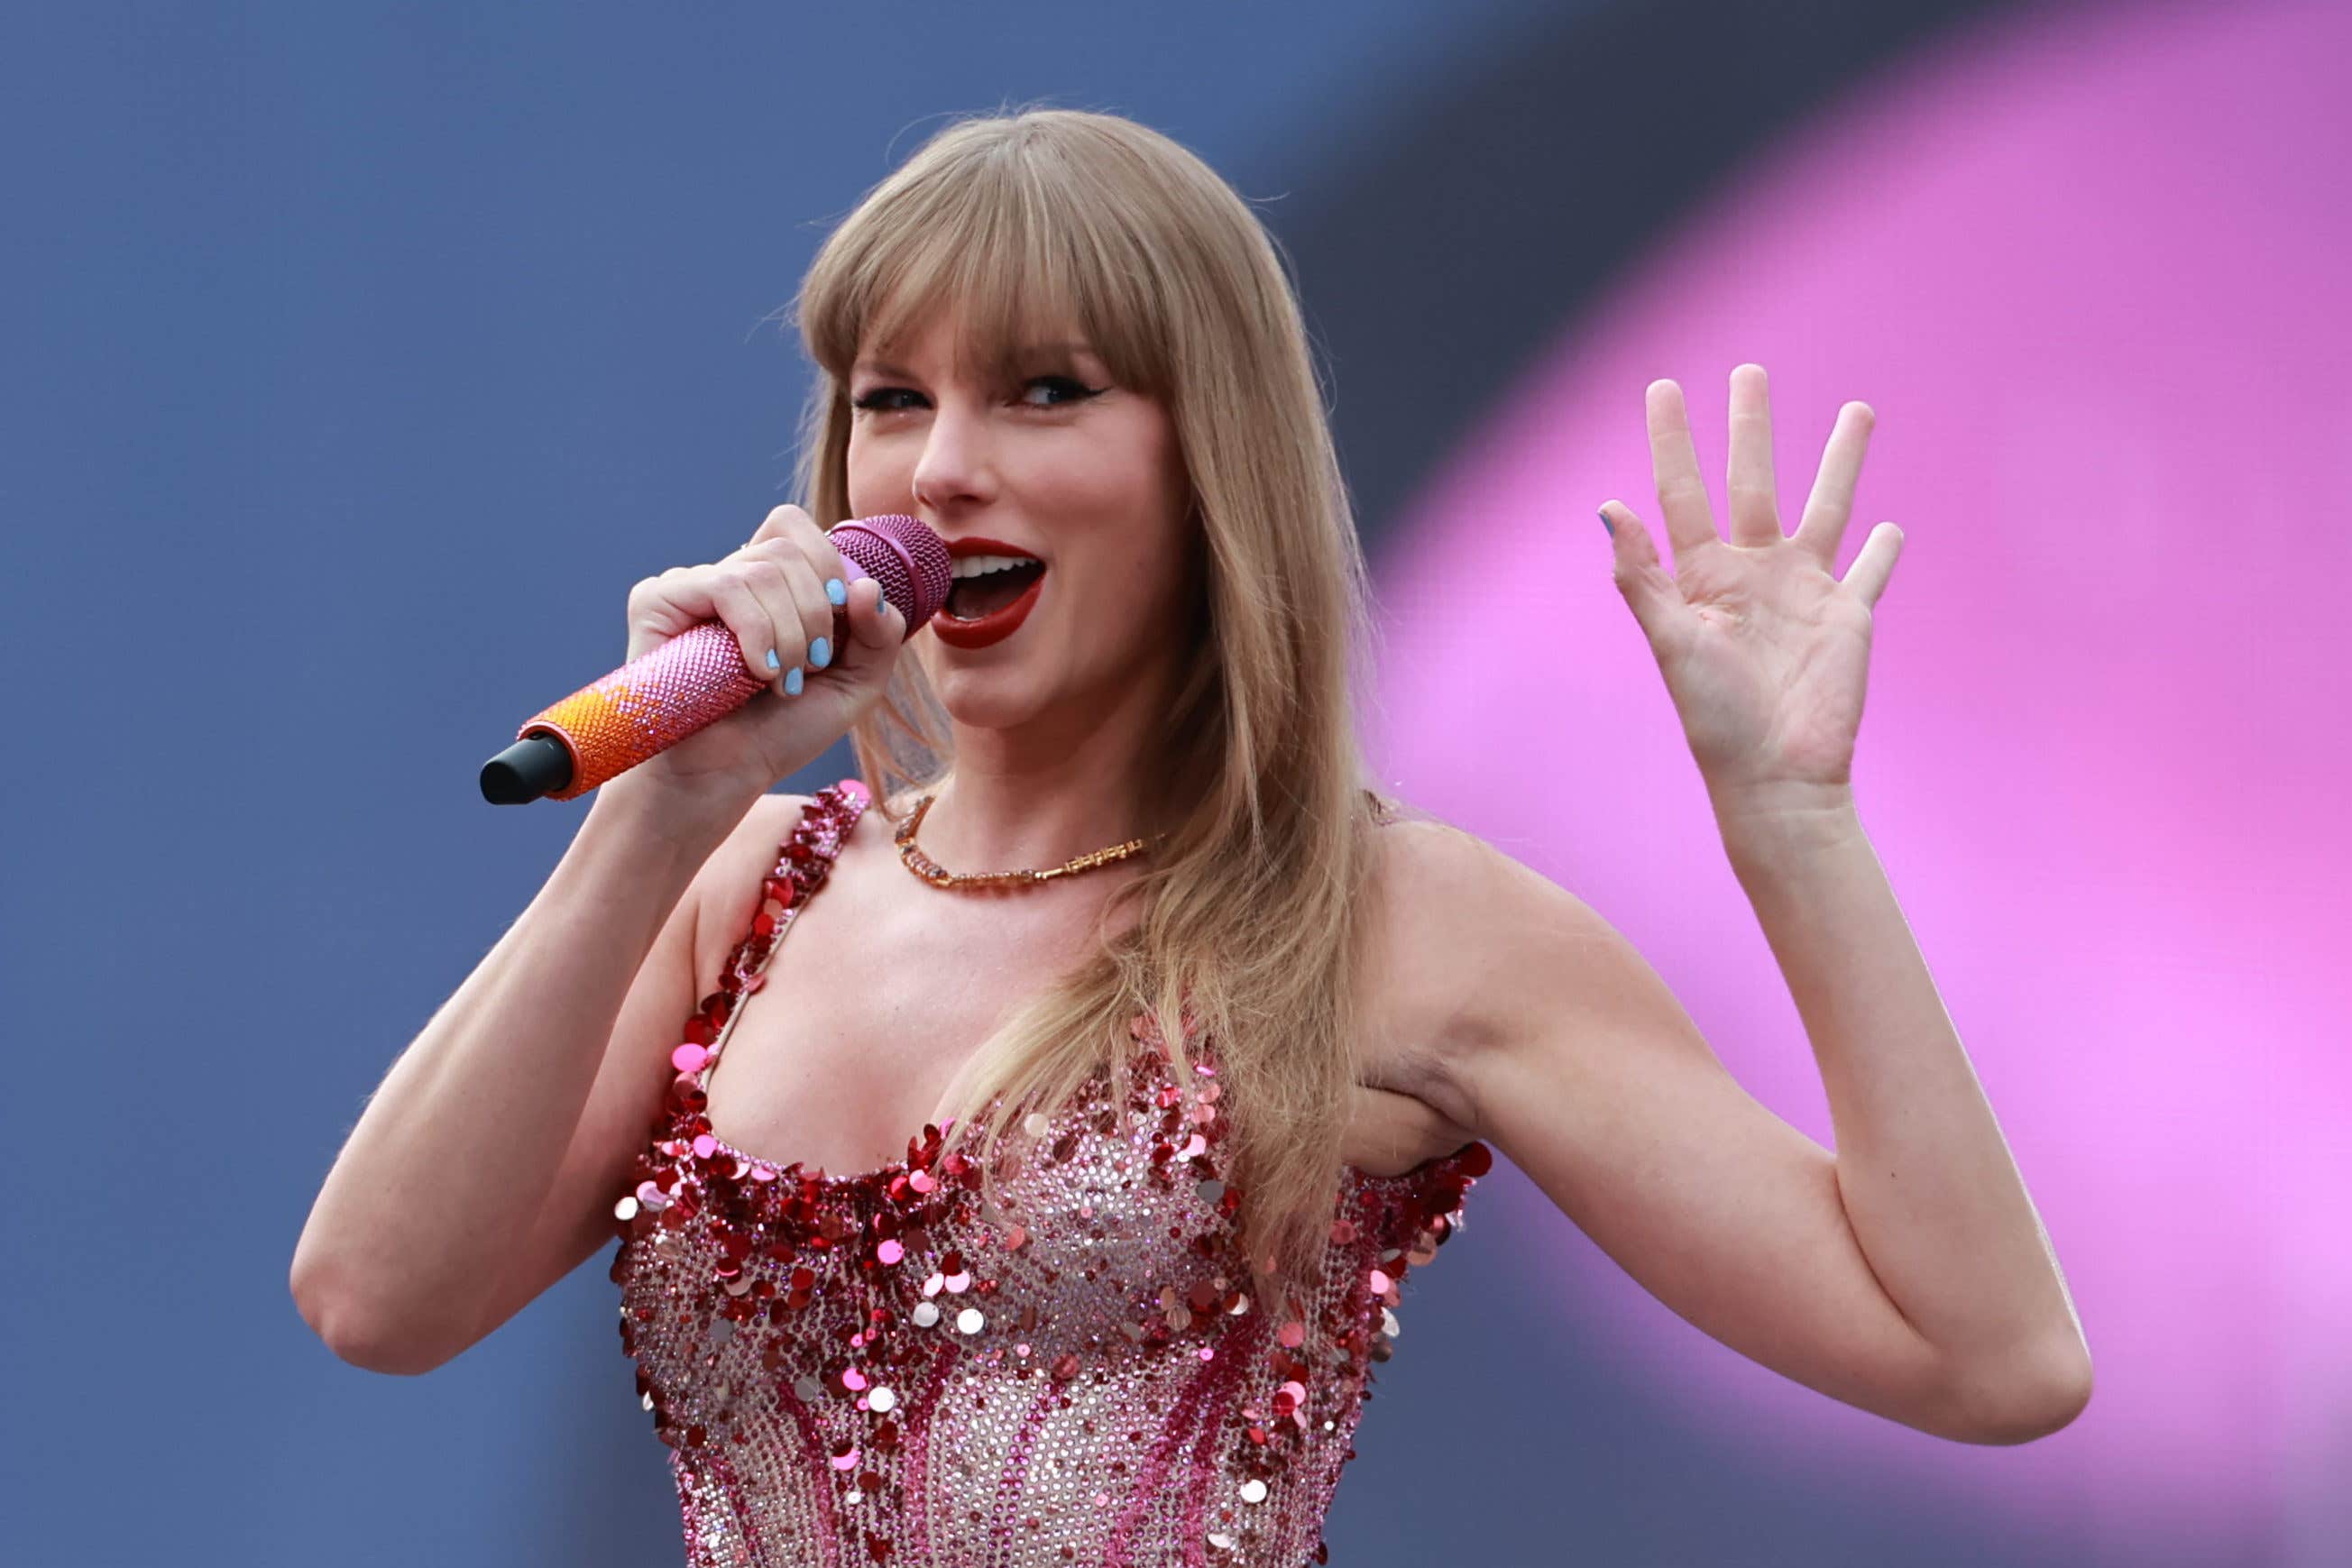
(607, 778), (1492, 1567)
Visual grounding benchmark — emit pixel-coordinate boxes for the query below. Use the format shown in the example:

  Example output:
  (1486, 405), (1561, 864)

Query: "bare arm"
(1396, 819), (2090, 1445)
(289, 786), (745, 1373)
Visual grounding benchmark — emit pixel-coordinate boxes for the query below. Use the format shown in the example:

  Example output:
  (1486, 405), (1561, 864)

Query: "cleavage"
(703, 867), (1111, 1178)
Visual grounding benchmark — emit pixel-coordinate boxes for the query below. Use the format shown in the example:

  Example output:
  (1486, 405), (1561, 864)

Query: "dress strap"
(692, 779), (869, 1095)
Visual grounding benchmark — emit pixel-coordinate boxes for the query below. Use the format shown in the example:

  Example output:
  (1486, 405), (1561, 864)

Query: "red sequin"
(609, 780), (1488, 1565)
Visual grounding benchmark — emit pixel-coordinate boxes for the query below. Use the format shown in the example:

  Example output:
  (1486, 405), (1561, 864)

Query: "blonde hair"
(786, 105), (1418, 1314)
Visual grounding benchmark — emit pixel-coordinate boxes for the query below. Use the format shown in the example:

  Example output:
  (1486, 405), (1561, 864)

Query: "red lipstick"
(931, 535), (1048, 651)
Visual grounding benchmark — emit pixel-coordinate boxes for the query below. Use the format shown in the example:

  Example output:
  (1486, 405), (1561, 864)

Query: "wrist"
(587, 775), (758, 862)
(1708, 779), (1862, 861)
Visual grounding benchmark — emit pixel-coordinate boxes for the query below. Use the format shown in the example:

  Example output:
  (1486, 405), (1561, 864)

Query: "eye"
(1018, 375), (1106, 408)
(850, 377), (1106, 414)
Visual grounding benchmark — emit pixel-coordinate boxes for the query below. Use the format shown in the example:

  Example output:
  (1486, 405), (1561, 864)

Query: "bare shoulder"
(1363, 806), (1603, 992)
(724, 789), (815, 872)
(687, 791), (815, 978)
(1361, 807), (1622, 1126)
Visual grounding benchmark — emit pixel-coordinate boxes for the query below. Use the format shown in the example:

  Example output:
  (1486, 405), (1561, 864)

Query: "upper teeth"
(949, 554), (1042, 581)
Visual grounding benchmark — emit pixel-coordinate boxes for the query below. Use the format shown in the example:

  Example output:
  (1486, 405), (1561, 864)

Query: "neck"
(915, 663), (1187, 875)
(907, 610), (1204, 869)
(919, 756), (1168, 876)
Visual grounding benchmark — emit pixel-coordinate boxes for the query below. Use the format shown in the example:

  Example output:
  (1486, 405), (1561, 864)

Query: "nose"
(910, 396), (997, 516)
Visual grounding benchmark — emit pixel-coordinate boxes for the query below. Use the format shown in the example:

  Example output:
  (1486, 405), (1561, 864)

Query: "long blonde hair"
(786, 105), (1414, 1313)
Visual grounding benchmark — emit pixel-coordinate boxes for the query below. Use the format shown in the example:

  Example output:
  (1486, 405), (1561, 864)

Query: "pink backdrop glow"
(1366, 0), (2347, 1552)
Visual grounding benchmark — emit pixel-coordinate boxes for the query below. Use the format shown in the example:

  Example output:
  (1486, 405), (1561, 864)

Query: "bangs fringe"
(798, 128), (1172, 399)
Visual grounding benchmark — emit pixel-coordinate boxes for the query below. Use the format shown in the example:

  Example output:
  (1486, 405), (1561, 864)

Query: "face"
(845, 306), (1198, 737)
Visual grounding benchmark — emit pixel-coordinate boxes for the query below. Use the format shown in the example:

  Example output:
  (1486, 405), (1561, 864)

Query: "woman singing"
(293, 107), (2090, 1565)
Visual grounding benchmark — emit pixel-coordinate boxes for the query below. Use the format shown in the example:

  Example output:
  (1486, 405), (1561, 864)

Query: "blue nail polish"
(1598, 507), (1614, 537)
(765, 647), (780, 671)
(785, 666), (803, 695)
(810, 637), (831, 669)
(825, 577), (847, 606)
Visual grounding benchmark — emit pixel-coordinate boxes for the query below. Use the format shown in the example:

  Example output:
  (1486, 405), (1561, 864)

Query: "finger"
(850, 573), (900, 649)
(747, 502), (814, 549)
(754, 503), (850, 591)
(1841, 520), (1904, 610)
(1725, 363), (1782, 549)
(1644, 379), (1720, 565)
(705, 566), (804, 691)
(748, 555), (841, 691)
(731, 558), (804, 697)
(761, 547), (838, 678)
(798, 509), (857, 588)
(1795, 401), (1875, 566)
(623, 571), (689, 665)
(1598, 500), (1691, 657)
(760, 506), (856, 628)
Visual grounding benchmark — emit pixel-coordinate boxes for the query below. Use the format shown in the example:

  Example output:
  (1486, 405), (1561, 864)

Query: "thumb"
(1597, 500), (1678, 648)
(830, 573), (907, 674)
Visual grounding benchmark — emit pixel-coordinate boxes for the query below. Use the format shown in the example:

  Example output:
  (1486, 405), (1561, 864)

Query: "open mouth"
(931, 557), (1048, 650)
(943, 558), (1047, 621)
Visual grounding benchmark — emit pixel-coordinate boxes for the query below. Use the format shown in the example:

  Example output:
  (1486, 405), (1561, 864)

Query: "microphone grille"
(830, 514), (951, 629)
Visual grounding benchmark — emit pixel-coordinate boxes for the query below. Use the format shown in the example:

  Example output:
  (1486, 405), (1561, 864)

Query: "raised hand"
(1598, 364), (1904, 823)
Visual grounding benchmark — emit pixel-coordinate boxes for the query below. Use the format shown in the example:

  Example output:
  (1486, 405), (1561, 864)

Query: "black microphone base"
(480, 733), (577, 804)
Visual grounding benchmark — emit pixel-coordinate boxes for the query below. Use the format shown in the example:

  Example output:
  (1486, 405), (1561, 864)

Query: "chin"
(924, 657), (1044, 725)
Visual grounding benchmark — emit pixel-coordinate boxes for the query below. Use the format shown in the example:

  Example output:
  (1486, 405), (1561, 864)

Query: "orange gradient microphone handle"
(482, 514), (951, 804)
(516, 621), (770, 802)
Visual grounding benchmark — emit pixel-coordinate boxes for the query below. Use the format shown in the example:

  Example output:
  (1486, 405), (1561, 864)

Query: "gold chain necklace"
(894, 792), (1162, 890)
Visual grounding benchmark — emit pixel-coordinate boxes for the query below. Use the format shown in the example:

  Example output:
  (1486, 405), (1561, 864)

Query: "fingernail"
(810, 637), (831, 669)
(825, 577), (847, 605)
(1598, 506), (1615, 537)
(766, 647), (781, 671)
(785, 667), (803, 695)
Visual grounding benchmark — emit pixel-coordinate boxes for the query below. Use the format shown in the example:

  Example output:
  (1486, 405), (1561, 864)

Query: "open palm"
(1600, 365), (1904, 816)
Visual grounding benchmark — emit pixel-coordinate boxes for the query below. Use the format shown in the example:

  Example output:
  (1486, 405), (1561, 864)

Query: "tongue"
(946, 562), (1043, 620)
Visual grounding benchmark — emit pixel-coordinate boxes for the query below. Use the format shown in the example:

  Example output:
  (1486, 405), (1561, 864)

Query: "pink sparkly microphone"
(480, 514), (951, 804)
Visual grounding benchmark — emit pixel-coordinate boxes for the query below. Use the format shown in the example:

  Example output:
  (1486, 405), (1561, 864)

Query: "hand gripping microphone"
(479, 514), (951, 804)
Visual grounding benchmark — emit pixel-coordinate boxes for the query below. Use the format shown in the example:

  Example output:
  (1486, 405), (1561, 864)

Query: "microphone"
(479, 514), (951, 804)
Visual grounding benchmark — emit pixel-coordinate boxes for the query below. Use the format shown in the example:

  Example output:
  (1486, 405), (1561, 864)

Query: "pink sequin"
(607, 780), (1491, 1566)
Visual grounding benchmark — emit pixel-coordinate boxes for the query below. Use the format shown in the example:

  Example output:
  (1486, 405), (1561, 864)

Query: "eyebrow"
(852, 342), (1097, 381)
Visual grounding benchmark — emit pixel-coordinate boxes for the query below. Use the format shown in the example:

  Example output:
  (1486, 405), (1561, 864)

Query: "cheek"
(843, 440), (896, 515)
(1050, 409), (1182, 514)
(1080, 528), (1194, 651)
(844, 422), (933, 498)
